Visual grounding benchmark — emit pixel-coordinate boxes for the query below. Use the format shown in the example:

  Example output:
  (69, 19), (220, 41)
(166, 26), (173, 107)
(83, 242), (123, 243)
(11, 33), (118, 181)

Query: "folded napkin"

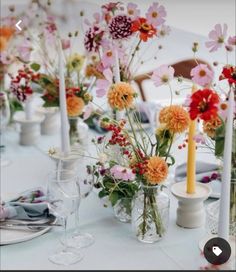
(0, 188), (49, 221)
(175, 161), (220, 183)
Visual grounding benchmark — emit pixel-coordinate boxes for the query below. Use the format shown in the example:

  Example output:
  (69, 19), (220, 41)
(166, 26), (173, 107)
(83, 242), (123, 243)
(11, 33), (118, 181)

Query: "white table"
(1, 125), (233, 271)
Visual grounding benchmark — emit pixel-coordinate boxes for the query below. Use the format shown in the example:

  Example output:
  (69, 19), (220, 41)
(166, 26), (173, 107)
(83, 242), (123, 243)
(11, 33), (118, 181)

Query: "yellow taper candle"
(186, 85), (197, 194)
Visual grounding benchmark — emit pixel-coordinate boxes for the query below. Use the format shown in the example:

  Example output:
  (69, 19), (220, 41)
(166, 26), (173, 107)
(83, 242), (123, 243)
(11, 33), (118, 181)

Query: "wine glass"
(0, 92), (11, 167)
(65, 161), (95, 248)
(47, 169), (83, 265)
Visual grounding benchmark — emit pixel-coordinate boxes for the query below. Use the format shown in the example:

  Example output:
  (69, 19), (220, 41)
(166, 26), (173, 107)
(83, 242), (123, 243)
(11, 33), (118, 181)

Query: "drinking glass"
(65, 162), (95, 248)
(47, 169), (83, 265)
(0, 92), (11, 167)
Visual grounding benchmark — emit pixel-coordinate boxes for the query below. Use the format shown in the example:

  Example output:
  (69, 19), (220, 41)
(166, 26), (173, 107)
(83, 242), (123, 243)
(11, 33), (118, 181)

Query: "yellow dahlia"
(107, 82), (135, 110)
(145, 156), (168, 185)
(159, 105), (189, 133)
(67, 96), (85, 117)
(203, 116), (222, 138)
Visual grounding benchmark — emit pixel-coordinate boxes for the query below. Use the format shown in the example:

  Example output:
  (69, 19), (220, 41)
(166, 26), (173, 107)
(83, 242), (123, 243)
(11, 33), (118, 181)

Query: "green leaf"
(215, 122), (225, 157)
(109, 191), (120, 206)
(30, 63), (41, 72)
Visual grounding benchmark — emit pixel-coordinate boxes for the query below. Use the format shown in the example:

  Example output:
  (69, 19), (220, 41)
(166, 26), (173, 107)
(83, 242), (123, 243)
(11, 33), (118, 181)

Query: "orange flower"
(0, 37), (7, 52)
(145, 156), (168, 184)
(0, 26), (15, 40)
(66, 96), (85, 117)
(159, 105), (189, 133)
(0, 26), (15, 52)
(107, 82), (134, 110)
(203, 115), (222, 138)
(85, 64), (104, 79)
(131, 17), (157, 42)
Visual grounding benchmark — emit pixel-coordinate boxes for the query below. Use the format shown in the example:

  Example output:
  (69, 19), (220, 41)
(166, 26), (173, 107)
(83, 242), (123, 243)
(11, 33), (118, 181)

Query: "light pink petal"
(103, 68), (113, 82)
(222, 23), (228, 37)
(214, 24), (222, 36)
(208, 30), (218, 40)
(96, 88), (107, 98)
(83, 103), (93, 120)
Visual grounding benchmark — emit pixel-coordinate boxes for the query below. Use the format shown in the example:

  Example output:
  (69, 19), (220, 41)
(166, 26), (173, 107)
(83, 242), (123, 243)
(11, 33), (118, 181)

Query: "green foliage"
(30, 63), (41, 72)
(215, 121), (225, 157)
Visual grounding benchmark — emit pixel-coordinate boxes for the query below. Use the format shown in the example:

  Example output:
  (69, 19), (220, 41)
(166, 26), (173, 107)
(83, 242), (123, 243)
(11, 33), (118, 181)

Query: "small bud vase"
(132, 184), (170, 243)
(113, 197), (132, 223)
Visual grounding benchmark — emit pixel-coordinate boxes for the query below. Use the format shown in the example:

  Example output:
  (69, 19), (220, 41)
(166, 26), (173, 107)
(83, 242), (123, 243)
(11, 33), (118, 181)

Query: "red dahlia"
(219, 65), (236, 85)
(189, 89), (220, 121)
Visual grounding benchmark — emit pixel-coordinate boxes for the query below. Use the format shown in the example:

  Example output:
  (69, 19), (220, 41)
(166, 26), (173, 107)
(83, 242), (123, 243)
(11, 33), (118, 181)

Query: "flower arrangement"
(83, 1), (170, 99)
(182, 23), (236, 228)
(88, 73), (189, 239)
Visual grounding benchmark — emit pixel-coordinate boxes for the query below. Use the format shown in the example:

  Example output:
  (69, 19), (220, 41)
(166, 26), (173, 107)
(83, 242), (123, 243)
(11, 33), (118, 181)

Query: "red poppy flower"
(189, 89), (220, 121)
(131, 17), (157, 42)
(219, 65), (236, 85)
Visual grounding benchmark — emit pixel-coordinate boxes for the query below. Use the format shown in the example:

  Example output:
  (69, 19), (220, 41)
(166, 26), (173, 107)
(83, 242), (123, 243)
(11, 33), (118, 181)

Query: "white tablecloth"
(1, 124), (234, 271)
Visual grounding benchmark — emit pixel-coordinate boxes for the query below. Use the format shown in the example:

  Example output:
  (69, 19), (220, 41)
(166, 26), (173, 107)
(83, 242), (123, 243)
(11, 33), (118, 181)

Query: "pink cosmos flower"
(227, 36), (236, 46)
(17, 40), (32, 62)
(0, 52), (13, 65)
(83, 103), (94, 120)
(110, 165), (135, 181)
(61, 39), (70, 50)
(127, 3), (140, 19)
(101, 49), (114, 68)
(151, 64), (175, 87)
(205, 24), (227, 52)
(193, 133), (206, 144)
(146, 2), (166, 27)
(190, 64), (214, 87)
(96, 68), (113, 97)
(157, 24), (171, 38)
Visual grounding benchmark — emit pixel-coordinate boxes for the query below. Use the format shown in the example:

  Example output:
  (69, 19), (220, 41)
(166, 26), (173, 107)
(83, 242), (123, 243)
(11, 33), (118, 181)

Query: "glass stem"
(63, 216), (68, 250)
(75, 206), (80, 234)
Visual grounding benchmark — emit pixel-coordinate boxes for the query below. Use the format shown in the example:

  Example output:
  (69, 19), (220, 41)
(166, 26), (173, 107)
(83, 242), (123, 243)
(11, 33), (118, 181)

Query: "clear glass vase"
(113, 197), (132, 223)
(132, 184), (170, 243)
(69, 117), (89, 148)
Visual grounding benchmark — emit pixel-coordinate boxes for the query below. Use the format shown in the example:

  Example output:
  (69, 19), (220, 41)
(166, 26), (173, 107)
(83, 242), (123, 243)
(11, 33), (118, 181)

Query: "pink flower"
(227, 36), (236, 46)
(193, 134), (206, 144)
(101, 49), (114, 68)
(205, 24), (227, 52)
(157, 24), (171, 38)
(96, 68), (113, 97)
(146, 2), (166, 27)
(110, 165), (135, 181)
(0, 52), (13, 65)
(190, 64), (214, 87)
(61, 39), (70, 50)
(17, 41), (32, 62)
(83, 103), (94, 120)
(127, 3), (140, 19)
(151, 64), (174, 87)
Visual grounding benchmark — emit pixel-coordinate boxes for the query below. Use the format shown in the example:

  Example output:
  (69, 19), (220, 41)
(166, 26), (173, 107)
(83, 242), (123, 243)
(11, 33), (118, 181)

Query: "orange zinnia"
(203, 115), (222, 138)
(66, 96), (85, 117)
(131, 17), (157, 42)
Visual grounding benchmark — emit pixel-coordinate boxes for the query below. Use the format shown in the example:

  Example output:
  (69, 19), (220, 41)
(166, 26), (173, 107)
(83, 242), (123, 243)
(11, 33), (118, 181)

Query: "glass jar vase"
(113, 197), (132, 223)
(69, 117), (89, 148)
(132, 184), (170, 243)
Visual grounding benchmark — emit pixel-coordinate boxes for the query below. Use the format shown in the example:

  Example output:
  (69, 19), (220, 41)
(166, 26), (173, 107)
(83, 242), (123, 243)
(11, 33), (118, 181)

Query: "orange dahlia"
(203, 115), (222, 138)
(107, 82), (134, 110)
(145, 156), (168, 185)
(159, 105), (189, 133)
(67, 96), (85, 117)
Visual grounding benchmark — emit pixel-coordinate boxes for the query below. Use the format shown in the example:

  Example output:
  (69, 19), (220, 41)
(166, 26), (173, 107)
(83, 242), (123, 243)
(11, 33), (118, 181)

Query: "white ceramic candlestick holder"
(36, 107), (59, 135)
(13, 112), (44, 146)
(49, 148), (84, 171)
(171, 181), (211, 228)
